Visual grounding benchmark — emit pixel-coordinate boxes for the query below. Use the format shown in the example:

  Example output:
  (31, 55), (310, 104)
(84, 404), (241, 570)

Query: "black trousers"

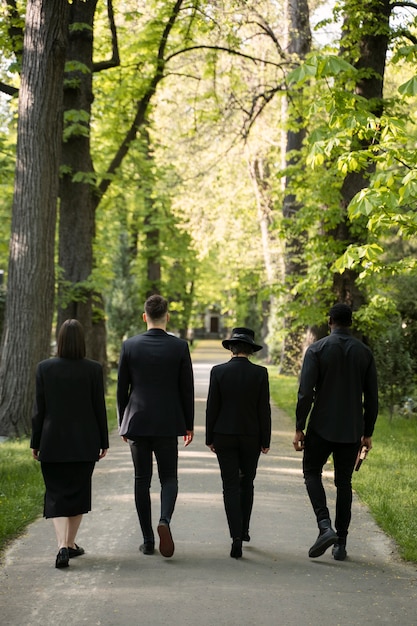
(213, 433), (261, 539)
(129, 436), (178, 544)
(303, 428), (360, 538)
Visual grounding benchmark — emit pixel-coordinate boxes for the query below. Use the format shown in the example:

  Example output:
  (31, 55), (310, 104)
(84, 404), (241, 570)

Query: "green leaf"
(318, 55), (356, 77)
(398, 76), (417, 96)
(287, 61), (317, 85)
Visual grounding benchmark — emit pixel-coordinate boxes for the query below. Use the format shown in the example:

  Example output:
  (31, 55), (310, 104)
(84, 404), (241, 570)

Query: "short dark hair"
(329, 303), (352, 327)
(144, 294), (168, 321)
(229, 341), (255, 356)
(57, 319), (86, 359)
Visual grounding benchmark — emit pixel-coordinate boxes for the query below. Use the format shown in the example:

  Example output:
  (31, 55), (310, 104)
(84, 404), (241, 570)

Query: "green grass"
(268, 369), (417, 563)
(0, 439), (45, 554)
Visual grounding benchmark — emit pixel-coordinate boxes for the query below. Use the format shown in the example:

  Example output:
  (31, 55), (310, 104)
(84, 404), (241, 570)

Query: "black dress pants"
(303, 428), (360, 538)
(129, 436), (178, 544)
(213, 433), (261, 539)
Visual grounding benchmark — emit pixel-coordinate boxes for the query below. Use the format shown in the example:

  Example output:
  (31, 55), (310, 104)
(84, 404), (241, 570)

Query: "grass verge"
(268, 368), (417, 563)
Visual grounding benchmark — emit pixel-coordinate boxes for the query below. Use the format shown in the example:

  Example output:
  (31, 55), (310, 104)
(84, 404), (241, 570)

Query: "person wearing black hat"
(293, 304), (378, 561)
(206, 327), (271, 558)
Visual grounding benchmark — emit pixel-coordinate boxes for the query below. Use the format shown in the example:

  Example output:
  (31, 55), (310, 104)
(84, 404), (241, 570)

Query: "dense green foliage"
(1, 1), (417, 425)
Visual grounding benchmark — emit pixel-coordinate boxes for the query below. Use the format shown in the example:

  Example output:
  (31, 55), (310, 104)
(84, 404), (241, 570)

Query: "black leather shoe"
(242, 532), (251, 542)
(332, 541), (347, 561)
(68, 544), (85, 558)
(230, 538), (242, 559)
(55, 547), (69, 568)
(139, 542), (155, 555)
(308, 519), (337, 558)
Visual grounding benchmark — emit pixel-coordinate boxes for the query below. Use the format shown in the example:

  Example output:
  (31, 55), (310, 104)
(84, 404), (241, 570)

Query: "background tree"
(0, 0), (69, 437)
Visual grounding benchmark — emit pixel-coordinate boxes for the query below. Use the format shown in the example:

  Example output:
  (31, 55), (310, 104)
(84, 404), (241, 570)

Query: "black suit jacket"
(117, 329), (194, 438)
(205, 357), (271, 449)
(296, 328), (378, 442)
(31, 357), (109, 462)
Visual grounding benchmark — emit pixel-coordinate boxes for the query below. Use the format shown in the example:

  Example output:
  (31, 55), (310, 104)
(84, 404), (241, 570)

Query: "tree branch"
(93, 0), (120, 72)
(98, 0), (185, 198)
(0, 81), (18, 97)
(166, 45), (287, 70)
(391, 1), (417, 9)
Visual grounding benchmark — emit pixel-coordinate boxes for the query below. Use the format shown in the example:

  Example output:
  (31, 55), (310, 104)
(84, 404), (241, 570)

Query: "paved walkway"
(1, 340), (416, 625)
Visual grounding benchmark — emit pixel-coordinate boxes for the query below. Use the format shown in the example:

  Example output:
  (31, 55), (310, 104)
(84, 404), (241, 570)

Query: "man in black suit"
(293, 303), (378, 561)
(117, 295), (194, 558)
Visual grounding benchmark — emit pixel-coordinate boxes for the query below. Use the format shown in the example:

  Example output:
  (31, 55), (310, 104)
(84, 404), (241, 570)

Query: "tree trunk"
(278, 0), (311, 372)
(332, 0), (392, 309)
(0, 0), (69, 437)
(58, 1), (184, 364)
(58, 0), (106, 365)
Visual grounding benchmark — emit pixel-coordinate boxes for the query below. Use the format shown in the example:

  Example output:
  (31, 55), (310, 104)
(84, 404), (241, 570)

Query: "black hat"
(222, 327), (263, 352)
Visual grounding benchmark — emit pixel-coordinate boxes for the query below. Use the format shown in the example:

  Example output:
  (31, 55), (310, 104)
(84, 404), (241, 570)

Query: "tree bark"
(278, 0), (311, 371)
(57, 0), (105, 364)
(332, 0), (392, 309)
(0, 0), (69, 437)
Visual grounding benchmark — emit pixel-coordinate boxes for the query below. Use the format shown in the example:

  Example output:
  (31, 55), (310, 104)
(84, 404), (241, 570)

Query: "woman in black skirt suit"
(31, 319), (109, 568)
(206, 328), (271, 559)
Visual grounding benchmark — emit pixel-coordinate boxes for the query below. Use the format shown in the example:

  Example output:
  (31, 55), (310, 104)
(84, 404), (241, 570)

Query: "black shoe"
(332, 540), (347, 561)
(308, 519), (337, 558)
(230, 538), (242, 559)
(157, 522), (174, 558)
(242, 532), (251, 542)
(68, 544), (85, 558)
(139, 542), (155, 555)
(55, 547), (69, 568)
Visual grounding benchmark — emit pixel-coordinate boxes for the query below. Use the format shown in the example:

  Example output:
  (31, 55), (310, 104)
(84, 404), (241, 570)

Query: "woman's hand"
(183, 430), (194, 447)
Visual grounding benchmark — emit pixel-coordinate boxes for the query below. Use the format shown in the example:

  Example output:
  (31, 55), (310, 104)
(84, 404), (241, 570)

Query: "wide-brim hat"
(222, 327), (263, 352)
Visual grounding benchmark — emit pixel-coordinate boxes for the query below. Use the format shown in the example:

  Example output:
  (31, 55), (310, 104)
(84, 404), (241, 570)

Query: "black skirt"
(41, 461), (95, 518)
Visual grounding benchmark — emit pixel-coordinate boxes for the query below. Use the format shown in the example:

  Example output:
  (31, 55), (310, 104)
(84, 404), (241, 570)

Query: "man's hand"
(99, 448), (108, 460)
(293, 430), (305, 451)
(183, 430), (194, 447)
(361, 435), (372, 451)
(31, 449), (39, 460)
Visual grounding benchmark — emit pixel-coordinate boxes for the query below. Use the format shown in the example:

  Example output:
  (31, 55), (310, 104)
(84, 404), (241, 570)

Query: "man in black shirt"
(293, 303), (378, 560)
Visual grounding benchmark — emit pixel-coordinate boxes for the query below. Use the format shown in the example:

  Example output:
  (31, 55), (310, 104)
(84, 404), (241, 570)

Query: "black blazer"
(117, 329), (194, 438)
(31, 357), (109, 462)
(206, 357), (271, 449)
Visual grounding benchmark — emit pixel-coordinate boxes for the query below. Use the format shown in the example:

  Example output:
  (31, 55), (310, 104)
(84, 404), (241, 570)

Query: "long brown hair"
(57, 319), (86, 359)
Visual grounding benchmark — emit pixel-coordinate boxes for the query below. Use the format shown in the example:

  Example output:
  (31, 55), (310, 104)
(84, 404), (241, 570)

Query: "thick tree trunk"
(332, 0), (391, 309)
(0, 0), (69, 437)
(58, 0), (106, 365)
